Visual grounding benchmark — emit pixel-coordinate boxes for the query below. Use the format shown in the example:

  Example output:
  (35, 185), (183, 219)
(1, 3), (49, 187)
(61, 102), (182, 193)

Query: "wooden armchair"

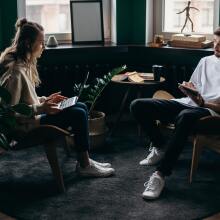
(153, 90), (220, 183)
(1, 125), (72, 193)
(190, 117), (220, 183)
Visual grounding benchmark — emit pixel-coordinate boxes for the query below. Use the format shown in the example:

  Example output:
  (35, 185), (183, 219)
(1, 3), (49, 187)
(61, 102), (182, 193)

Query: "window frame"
(153, 0), (220, 41)
(17, 0), (111, 43)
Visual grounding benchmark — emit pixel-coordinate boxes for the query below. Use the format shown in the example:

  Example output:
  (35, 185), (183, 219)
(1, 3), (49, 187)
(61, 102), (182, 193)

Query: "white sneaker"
(139, 145), (164, 166)
(89, 158), (111, 168)
(142, 171), (165, 200)
(76, 162), (115, 177)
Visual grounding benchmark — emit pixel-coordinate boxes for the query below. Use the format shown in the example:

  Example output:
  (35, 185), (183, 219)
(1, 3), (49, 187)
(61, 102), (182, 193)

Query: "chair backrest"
(153, 90), (175, 100)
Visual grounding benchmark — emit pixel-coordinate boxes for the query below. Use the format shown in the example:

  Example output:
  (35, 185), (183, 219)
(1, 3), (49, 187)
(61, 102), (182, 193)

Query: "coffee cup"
(152, 65), (163, 81)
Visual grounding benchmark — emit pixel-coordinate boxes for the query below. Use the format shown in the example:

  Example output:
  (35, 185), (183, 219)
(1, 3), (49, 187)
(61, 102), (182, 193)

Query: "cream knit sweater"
(0, 60), (46, 133)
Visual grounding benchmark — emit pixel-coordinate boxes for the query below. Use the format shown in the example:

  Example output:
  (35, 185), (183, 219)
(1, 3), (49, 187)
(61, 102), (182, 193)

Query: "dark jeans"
(130, 99), (211, 176)
(40, 102), (89, 152)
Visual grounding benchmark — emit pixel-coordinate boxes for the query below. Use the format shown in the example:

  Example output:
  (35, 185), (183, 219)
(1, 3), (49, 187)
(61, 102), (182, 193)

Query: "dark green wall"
(0, 6), (2, 50)
(132, 0), (146, 44)
(116, 0), (146, 44)
(0, 0), (17, 51)
(116, 0), (133, 44)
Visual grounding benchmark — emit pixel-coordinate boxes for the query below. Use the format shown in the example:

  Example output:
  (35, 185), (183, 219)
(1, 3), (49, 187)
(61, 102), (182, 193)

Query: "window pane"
(164, 0), (214, 34)
(26, 0), (71, 33)
(25, 0), (111, 40)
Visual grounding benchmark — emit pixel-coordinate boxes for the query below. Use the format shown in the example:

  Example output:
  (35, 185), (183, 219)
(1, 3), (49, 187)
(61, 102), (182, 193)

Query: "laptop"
(58, 71), (89, 109)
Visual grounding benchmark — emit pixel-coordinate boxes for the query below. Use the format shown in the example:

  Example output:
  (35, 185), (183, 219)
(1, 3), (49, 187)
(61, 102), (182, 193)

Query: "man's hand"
(46, 92), (67, 104)
(178, 81), (204, 107)
(186, 92), (204, 107)
(181, 81), (196, 89)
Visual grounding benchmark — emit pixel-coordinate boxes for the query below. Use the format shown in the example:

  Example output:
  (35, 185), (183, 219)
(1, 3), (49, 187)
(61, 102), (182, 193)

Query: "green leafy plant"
(0, 86), (32, 150)
(74, 65), (127, 114)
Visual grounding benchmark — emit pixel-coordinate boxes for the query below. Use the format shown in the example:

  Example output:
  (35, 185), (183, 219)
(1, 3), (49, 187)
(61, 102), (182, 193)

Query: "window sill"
(146, 45), (214, 52)
(45, 42), (118, 50)
(45, 42), (213, 52)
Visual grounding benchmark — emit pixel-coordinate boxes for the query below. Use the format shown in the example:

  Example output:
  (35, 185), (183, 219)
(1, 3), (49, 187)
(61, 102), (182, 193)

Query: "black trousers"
(130, 99), (211, 176)
(40, 102), (90, 152)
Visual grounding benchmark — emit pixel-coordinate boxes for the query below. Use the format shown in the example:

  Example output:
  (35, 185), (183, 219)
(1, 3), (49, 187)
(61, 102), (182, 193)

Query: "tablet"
(58, 96), (78, 109)
(178, 83), (199, 96)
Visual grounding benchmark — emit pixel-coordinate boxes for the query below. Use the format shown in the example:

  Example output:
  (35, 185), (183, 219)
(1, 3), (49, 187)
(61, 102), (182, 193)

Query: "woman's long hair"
(0, 18), (44, 86)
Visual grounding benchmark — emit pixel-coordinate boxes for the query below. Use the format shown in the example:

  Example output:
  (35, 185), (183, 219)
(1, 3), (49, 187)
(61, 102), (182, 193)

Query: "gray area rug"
(0, 122), (220, 220)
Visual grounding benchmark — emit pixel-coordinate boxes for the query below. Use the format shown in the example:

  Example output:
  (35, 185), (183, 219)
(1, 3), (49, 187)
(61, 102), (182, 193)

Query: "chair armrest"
(195, 116), (220, 135)
(36, 125), (71, 136)
(14, 125), (71, 150)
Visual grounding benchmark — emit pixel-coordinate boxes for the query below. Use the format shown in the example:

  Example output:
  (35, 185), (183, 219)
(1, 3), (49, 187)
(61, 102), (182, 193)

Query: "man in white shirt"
(130, 27), (220, 200)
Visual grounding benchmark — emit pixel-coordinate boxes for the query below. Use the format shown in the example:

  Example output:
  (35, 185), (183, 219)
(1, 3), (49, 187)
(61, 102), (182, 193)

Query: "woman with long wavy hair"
(0, 18), (115, 178)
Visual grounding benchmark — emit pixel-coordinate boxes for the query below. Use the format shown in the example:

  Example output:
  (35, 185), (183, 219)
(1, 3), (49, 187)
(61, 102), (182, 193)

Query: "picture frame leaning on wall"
(70, 0), (104, 44)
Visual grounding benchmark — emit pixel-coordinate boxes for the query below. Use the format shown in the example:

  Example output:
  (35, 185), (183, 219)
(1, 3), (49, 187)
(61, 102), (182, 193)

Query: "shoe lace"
(144, 172), (160, 191)
(147, 144), (157, 160)
(148, 142), (154, 152)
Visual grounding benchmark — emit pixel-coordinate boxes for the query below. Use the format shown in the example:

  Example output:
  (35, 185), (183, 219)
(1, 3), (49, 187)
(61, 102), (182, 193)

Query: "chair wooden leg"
(190, 135), (204, 183)
(0, 147), (6, 155)
(63, 136), (72, 157)
(44, 142), (66, 193)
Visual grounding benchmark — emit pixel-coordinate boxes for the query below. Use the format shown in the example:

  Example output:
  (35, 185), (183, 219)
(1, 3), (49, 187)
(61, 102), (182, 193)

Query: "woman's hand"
(41, 99), (62, 115)
(46, 91), (67, 104)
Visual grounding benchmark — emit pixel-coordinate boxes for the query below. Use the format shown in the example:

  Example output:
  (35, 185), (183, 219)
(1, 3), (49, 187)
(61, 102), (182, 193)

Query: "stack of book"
(127, 72), (145, 83)
(126, 72), (154, 83)
(169, 34), (213, 49)
(112, 72), (155, 83)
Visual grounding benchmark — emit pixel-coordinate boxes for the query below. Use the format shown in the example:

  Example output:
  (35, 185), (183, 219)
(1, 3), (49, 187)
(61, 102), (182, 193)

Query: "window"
(153, 0), (219, 40)
(17, 0), (111, 43)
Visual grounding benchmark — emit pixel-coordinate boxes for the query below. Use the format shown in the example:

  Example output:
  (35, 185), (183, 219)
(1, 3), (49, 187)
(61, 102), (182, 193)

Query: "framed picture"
(70, 0), (104, 44)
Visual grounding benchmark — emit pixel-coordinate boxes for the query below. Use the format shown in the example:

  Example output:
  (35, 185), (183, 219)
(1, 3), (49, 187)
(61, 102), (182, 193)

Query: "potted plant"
(0, 86), (32, 151)
(74, 65), (126, 148)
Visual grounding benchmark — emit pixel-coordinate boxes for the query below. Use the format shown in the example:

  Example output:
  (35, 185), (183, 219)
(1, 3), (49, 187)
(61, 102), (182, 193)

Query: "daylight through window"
(24, 0), (111, 41)
(164, 0), (215, 34)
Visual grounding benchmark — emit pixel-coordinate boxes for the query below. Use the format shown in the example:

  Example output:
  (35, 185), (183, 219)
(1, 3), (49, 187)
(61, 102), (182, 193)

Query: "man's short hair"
(214, 27), (220, 36)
